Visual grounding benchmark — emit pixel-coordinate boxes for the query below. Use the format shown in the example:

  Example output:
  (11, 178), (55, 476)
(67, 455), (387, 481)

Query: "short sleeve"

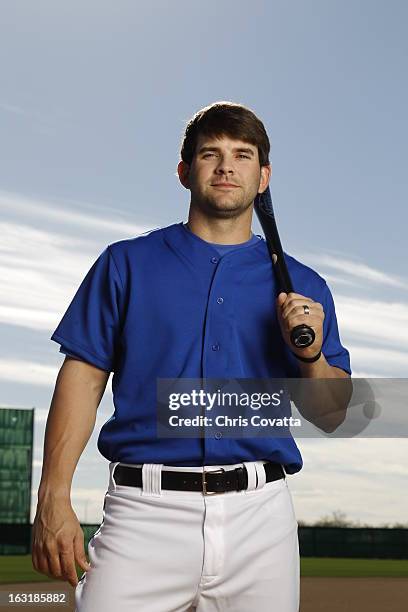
(320, 282), (352, 375)
(50, 246), (123, 372)
(59, 348), (86, 362)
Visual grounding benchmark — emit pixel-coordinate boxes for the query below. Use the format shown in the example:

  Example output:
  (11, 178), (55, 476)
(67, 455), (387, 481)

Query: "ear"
(258, 163), (272, 194)
(177, 160), (191, 189)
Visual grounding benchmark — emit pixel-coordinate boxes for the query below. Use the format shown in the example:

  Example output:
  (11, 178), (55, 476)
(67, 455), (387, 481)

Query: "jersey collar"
(162, 221), (269, 269)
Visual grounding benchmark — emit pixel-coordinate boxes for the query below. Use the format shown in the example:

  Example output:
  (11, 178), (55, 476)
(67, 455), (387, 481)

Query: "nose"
(215, 158), (234, 176)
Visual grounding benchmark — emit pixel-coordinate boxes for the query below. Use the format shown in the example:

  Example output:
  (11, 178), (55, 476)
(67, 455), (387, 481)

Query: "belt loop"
(152, 464), (163, 496)
(142, 464), (163, 496)
(243, 461), (257, 492)
(109, 461), (121, 492)
(254, 461), (267, 489)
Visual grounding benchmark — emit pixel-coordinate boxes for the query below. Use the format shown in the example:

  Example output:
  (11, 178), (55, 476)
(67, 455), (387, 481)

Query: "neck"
(186, 207), (253, 245)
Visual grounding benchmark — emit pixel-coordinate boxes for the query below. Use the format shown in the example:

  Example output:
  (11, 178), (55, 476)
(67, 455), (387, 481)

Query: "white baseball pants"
(75, 460), (300, 611)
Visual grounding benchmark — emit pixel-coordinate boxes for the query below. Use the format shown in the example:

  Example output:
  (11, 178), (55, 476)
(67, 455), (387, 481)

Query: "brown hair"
(180, 101), (270, 168)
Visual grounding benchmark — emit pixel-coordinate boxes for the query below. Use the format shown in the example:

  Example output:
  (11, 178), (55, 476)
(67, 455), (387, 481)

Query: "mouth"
(211, 184), (238, 189)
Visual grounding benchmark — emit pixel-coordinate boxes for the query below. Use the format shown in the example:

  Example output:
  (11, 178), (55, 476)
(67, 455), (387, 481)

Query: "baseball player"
(32, 101), (351, 612)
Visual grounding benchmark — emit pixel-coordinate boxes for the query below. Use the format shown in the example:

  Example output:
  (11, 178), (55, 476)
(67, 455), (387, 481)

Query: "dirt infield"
(0, 577), (407, 611)
(300, 577), (407, 612)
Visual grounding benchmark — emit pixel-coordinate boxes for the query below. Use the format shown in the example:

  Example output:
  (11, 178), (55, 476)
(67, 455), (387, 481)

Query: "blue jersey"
(51, 222), (351, 473)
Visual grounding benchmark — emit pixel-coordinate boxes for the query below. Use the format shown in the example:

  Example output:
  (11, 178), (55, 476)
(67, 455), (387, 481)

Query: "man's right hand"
(32, 357), (108, 587)
(31, 497), (91, 588)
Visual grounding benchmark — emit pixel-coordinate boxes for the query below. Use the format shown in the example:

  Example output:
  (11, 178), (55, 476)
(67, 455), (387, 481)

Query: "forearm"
(38, 358), (109, 502)
(294, 353), (352, 432)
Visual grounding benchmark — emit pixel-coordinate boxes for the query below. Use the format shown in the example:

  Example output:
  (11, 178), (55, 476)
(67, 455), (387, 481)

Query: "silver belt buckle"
(202, 467), (226, 495)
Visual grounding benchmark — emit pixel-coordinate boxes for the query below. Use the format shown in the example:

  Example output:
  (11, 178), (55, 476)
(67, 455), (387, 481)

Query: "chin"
(207, 204), (248, 219)
(192, 193), (251, 217)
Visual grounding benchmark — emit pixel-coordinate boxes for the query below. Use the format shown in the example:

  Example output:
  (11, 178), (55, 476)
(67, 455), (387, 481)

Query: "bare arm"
(32, 357), (110, 587)
(295, 356), (352, 433)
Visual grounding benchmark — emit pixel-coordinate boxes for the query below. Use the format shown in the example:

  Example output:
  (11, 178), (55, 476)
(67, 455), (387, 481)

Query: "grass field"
(0, 555), (407, 584)
(300, 557), (408, 578)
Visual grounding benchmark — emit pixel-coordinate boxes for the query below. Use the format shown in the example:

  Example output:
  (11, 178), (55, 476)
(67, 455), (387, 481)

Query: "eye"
(238, 154), (250, 159)
(203, 153), (216, 158)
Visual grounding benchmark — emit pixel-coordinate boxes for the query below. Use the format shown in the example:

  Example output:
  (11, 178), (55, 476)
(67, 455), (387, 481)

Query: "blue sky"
(0, 1), (407, 525)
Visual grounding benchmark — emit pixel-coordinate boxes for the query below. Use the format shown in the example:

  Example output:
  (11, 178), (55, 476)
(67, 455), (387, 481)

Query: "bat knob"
(290, 324), (315, 348)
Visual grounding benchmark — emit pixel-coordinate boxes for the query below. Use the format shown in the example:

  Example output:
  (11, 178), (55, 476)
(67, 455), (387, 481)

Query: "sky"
(0, 0), (407, 526)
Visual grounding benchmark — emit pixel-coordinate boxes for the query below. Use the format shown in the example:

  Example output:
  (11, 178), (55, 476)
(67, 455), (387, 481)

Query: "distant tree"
(314, 510), (353, 527)
(297, 514), (408, 528)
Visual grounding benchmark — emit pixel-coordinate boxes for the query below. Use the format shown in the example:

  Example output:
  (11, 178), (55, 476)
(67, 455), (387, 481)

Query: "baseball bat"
(253, 186), (315, 349)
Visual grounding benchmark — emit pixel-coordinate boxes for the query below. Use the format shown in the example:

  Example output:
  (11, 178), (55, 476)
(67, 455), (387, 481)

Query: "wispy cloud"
(0, 101), (64, 135)
(0, 359), (59, 387)
(0, 191), (151, 331)
(0, 190), (149, 239)
(0, 102), (31, 117)
(346, 344), (408, 372)
(320, 273), (360, 288)
(336, 296), (408, 350)
(300, 253), (408, 290)
(0, 100), (80, 135)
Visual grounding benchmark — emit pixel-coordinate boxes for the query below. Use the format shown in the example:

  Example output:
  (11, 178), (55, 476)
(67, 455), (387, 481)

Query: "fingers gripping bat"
(253, 186), (315, 349)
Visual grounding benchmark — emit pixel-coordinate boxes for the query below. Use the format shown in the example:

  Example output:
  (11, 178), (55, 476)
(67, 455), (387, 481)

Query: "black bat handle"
(255, 188), (315, 349)
(290, 325), (315, 348)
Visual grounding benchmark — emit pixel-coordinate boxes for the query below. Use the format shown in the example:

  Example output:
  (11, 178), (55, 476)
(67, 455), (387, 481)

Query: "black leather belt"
(114, 462), (286, 495)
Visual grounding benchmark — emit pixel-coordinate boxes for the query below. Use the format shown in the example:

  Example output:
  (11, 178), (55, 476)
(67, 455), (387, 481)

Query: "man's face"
(178, 133), (271, 219)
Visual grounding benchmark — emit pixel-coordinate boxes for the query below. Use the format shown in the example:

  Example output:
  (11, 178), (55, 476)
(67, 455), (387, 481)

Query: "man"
(32, 101), (351, 612)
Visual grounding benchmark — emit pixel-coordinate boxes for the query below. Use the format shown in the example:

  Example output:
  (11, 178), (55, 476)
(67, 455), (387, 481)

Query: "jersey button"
(216, 297), (224, 304)
(214, 432), (222, 439)
(211, 343), (220, 351)
(211, 257), (218, 264)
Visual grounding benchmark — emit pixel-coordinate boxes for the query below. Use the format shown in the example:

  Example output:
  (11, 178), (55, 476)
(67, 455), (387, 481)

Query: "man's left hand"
(276, 292), (324, 359)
